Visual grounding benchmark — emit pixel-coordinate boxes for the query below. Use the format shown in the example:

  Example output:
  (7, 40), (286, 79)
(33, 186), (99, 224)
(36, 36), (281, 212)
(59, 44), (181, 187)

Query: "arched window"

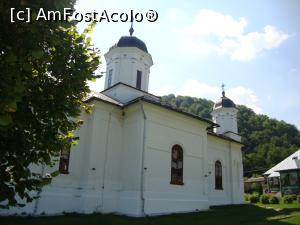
(215, 161), (223, 189)
(170, 144), (184, 185)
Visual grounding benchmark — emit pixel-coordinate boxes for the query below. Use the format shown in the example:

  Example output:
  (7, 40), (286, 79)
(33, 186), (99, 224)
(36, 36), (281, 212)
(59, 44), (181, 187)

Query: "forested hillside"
(161, 94), (300, 177)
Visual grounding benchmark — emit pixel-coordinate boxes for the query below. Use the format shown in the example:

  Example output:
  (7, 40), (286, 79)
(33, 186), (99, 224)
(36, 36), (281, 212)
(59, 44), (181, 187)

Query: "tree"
(0, 0), (100, 207)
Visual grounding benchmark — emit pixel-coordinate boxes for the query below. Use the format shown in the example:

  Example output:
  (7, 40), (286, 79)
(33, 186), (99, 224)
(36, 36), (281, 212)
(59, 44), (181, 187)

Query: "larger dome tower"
(104, 24), (153, 92)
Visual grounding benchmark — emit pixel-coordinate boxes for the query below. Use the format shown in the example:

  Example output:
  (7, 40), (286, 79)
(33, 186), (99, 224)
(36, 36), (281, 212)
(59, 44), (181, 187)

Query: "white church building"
(3, 28), (244, 217)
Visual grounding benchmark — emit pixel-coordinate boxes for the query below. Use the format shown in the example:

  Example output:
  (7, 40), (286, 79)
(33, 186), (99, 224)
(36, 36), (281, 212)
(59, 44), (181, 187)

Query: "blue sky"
(75, 0), (300, 129)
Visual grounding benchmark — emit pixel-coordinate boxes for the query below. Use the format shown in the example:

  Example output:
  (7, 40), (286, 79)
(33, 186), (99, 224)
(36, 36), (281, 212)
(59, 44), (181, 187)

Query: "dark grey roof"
(116, 36), (148, 53)
(101, 82), (159, 100)
(86, 90), (214, 125)
(125, 95), (215, 126)
(214, 91), (236, 109)
(207, 131), (243, 145)
(84, 91), (123, 106)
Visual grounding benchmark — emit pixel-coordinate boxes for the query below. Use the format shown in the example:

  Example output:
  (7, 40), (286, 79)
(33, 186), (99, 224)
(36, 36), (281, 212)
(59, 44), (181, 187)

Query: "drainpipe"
(229, 142), (234, 204)
(101, 112), (112, 211)
(140, 102), (147, 216)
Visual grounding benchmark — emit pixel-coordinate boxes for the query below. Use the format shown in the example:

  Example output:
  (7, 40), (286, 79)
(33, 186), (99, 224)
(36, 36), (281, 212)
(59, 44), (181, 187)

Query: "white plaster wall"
(42, 101), (124, 215)
(207, 135), (244, 206)
(231, 143), (244, 204)
(34, 101), (145, 216)
(117, 104), (144, 216)
(141, 103), (210, 215)
(91, 102), (123, 214)
(0, 101), (124, 215)
(0, 111), (93, 215)
(1, 99), (244, 217)
(104, 47), (153, 92)
(44, 101), (124, 215)
(212, 107), (238, 135)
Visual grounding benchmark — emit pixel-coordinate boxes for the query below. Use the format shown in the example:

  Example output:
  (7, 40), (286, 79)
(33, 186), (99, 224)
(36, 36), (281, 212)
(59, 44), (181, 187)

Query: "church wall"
(117, 103), (145, 216)
(0, 101), (125, 216)
(1, 99), (244, 217)
(91, 102), (124, 214)
(0, 111), (95, 215)
(231, 142), (244, 204)
(207, 135), (244, 206)
(38, 101), (124, 215)
(38, 110), (97, 215)
(141, 102), (210, 215)
(34, 101), (145, 216)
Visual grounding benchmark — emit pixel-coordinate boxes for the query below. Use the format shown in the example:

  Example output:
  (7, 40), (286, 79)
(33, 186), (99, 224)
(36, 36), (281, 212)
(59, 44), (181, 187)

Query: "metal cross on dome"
(221, 84), (225, 97)
(129, 21), (134, 36)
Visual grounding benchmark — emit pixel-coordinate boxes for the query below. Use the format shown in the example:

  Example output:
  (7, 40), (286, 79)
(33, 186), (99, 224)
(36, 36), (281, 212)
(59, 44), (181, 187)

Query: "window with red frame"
(170, 144), (184, 185)
(215, 160), (223, 189)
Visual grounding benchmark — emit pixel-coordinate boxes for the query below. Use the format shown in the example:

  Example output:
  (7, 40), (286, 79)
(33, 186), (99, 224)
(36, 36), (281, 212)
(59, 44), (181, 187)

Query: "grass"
(257, 202), (300, 209)
(1, 204), (300, 225)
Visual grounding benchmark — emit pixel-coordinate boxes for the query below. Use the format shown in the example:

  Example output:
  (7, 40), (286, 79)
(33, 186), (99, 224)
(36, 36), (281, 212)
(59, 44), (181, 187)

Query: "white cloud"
(181, 9), (247, 38)
(176, 80), (219, 100)
(175, 80), (263, 113)
(166, 8), (189, 24)
(177, 9), (289, 61)
(152, 85), (174, 96)
(226, 86), (263, 114)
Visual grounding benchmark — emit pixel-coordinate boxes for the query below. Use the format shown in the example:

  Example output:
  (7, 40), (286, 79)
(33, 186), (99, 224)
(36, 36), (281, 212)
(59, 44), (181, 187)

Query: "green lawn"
(257, 202), (300, 209)
(1, 204), (300, 225)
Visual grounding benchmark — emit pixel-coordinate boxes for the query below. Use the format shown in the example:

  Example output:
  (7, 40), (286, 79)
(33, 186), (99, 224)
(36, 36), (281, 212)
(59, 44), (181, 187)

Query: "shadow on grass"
(148, 204), (300, 225)
(0, 204), (299, 225)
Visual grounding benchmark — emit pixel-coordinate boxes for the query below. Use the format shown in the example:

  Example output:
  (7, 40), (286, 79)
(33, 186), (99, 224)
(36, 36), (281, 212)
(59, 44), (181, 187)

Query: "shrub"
(260, 195), (270, 204)
(249, 193), (259, 203)
(244, 193), (250, 201)
(269, 196), (280, 204)
(297, 195), (300, 203)
(250, 183), (263, 194)
(283, 195), (294, 204)
(291, 194), (297, 200)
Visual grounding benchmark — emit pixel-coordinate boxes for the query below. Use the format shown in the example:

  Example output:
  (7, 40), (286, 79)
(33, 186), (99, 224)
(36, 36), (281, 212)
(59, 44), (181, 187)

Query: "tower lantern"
(104, 24), (153, 92)
(211, 85), (241, 142)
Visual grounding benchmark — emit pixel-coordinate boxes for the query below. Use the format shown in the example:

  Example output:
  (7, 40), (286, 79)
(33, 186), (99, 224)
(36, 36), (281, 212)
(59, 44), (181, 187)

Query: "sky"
(75, 0), (300, 129)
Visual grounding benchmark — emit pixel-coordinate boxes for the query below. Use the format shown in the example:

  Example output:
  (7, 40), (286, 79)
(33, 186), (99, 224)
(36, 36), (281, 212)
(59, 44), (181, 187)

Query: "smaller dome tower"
(211, 85), (241, 142)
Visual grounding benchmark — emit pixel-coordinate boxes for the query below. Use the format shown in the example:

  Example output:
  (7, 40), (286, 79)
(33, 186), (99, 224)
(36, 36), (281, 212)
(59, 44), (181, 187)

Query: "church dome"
(116, 36), (148, 53)
(213, 91), (236, 109)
